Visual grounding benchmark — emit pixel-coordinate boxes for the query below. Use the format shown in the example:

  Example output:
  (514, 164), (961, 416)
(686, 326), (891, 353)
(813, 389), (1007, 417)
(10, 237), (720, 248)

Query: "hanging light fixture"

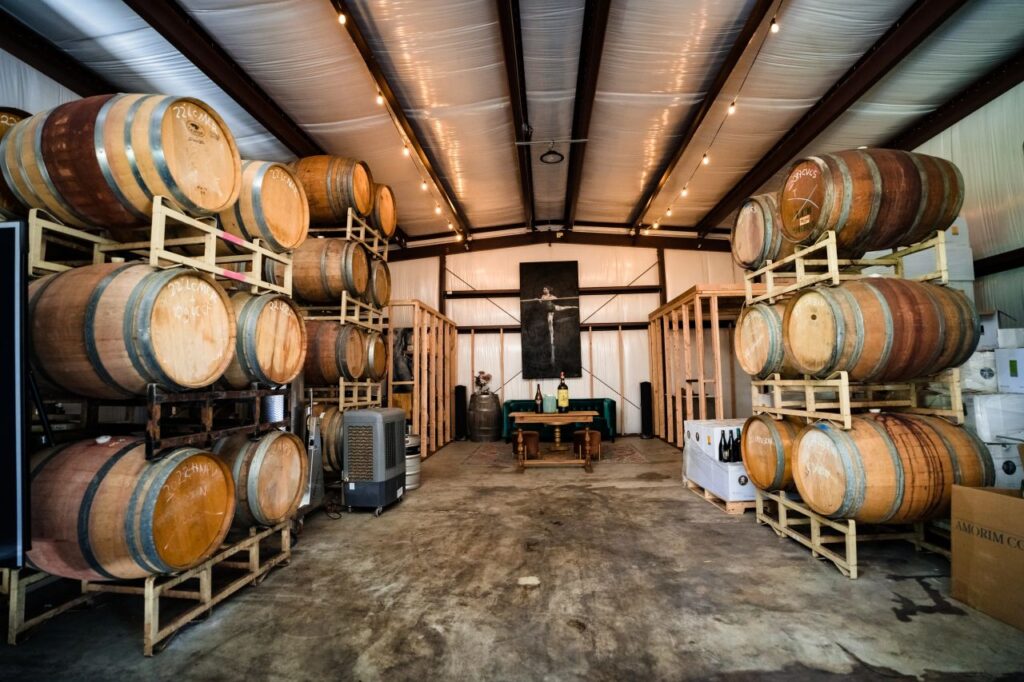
(539, 141), (564, 165)
(402, 145), (410, 157)
(702, 153), (710, 165)
(728, 101), (737, 115)
(420, 180), (428, 191)
(681, 186), (689, 198)
(666, 207), (673, 217)
(770, 17), (779, 33)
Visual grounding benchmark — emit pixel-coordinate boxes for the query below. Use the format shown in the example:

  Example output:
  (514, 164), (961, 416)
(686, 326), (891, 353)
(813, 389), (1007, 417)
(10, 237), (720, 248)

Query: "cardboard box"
(960, 350), (998, 393)
(951, 486), (1024, 632)
(683, 419), (745, 459)
(682, 442), (756, 502)
(986, 443), (1023, 489)
(995, 348), (1024, 393)
(978, 310), (1013, 351)
(964, 394), (1024, 441)
(998, 328), (1024, 349)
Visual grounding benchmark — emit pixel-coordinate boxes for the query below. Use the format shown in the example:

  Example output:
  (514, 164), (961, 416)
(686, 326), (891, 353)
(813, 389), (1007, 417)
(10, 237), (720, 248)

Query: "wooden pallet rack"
(647, 284), (765, 447)
(684, 480), (757, 516)
(755, 490), (949, 579)
(387, 300), (457, 458)
(744, 229), (950, 305)
(1, 522), (290, 655)
(26, 198), (292, 296)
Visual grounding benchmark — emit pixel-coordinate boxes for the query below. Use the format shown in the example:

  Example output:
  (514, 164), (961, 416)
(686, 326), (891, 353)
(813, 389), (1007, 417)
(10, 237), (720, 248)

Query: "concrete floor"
(2, 437), (1023, 681)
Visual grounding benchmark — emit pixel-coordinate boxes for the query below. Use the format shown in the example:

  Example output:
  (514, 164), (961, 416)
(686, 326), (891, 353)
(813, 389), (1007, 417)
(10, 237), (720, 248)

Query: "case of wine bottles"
(684, 419), (746, 460)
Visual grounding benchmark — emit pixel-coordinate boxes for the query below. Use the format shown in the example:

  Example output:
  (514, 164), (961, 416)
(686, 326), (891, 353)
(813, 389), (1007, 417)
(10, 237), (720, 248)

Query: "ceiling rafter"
(627, 0), (776, 230)
(561, 0), (612, 232)
(495, 0), (536, 232)
(403, 222), (729, 243)
(694, 0), (970, 241)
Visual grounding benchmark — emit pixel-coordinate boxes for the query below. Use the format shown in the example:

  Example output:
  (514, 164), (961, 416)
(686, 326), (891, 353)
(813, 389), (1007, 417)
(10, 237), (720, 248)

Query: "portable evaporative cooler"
(342, 408), (406, 514)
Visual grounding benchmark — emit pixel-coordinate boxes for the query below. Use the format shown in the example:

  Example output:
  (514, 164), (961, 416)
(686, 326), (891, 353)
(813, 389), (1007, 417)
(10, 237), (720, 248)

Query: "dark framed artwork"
(520, 261), (582, 379)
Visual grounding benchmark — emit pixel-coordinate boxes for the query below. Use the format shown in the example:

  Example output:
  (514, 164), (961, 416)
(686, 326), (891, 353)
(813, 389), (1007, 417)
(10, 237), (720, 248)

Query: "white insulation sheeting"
(577, 0), (757, 223)
(1, 0), (289, 161)
(178, 0), (444, 235)
(388, 257), (441, 310)
(662, 250), (744, 300)
(346, 0), (524, 228)
(0, 50), (78, 113)
(975, 267), (1024, 329)
(520, 0), (584, 222)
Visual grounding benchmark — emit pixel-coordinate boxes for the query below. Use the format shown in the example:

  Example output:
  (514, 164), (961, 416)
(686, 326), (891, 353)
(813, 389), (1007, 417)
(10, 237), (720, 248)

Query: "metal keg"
(405, 434), (422, 491)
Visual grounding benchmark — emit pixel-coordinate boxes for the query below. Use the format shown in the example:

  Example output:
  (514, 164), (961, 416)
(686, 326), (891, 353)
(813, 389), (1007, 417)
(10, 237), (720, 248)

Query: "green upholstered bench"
(502, 398), (616, 443)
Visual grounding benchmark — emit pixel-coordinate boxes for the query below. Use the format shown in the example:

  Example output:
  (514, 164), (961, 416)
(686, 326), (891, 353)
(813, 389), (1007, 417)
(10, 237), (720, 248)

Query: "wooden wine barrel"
(0, 107), (30, 219)
(213, 431), (308, 528)
(28, 436), (235, 581)
(740, 415), (804, 491)
(29, 263), (236, 399)
(364, 330), (389, 382)
(281, 238), (371, 304)
(222, 292), (307, 388)
(291, 156), (374, 223)
(369, 258), (391, 308)
(731, 194), (796, 270)
(0, 94), (241, 237)
(218, 160), (309, 253)
(368, 183), (397, 238)
(782, 279), (979, 382)
(792, 414), (993, 523)
(320, 406), (344, 473)
(779, 149), (964, 253)
(735, 302), (800, 379)
(304, 321), (367, 385)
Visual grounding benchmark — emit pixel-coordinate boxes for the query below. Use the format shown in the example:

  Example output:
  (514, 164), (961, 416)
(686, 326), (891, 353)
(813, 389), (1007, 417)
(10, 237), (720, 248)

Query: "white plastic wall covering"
(576, 0), (758, 223)
(0, 50), (78, 113)
(1, 0), (289, 162)
(175, 0), (448, 236)
(975, 267), (1024, 329)
(663, 250), (744, 300)
(650, 0), (917, 229)
(446, 293), (659, 328)
(344, 0), (524, 228)
(388, 257), (441, 310)
(520, 0), (585, 221)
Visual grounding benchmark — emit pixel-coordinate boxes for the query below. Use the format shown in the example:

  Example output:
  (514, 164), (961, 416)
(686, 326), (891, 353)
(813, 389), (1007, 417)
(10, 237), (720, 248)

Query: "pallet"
(2, 523), (289, 655)
(751, 368), (964, 429)
(27, 197), (292, 296)
(744, 229), (950, 305)
(683, 479), (756, 515)
(755, 489), (945, 579)
(307, 208), (389, 261)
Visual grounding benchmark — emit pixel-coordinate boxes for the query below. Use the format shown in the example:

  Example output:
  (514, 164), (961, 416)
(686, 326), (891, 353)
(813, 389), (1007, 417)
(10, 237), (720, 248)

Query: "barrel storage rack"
(647, 284), (765, 448)
(387, 300), (457, 458)
(743, 227), (964, 577)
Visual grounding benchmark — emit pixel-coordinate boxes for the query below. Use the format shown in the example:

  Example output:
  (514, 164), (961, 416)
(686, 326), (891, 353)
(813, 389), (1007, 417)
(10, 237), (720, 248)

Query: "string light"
(653, 221), (660, 229)
(642, 229), (649, 236)
(420, 180), (428, 191)
(376, 92), (384, 106)
(337, 13), (346, 25)
(728, 101), (737, 115)
(455, 233), (464, 242)
(680, 186), (688, 198)
(665, 207), (673, 217)
(702, 153), (710, 165)
(435, 205), (442, 215)
(770, 17), (779, 33)
(447, 221), (453, 230)
(402, 145), (410, 157)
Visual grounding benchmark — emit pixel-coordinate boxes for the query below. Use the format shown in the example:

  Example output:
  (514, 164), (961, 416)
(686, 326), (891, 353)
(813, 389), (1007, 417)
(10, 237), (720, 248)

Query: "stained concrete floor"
(2, 437), (1023, 681)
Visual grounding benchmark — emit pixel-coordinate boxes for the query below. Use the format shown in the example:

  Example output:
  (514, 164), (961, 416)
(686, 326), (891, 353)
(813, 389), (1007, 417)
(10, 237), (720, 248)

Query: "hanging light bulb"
(455, 233), (464, 242)
(680, 186), (688, 198)
(728, 101), (737, 115)
(434, 204), (442, 215)
(402, 145), (410, 157)
(420, 180), (428, 191)
(642, 229), (649, 237)
(376, 92), (384, 106)
(337, 13), (347, 25)
(447, 221), (454, 230)
(666, 207), (673, 217)
(770, 17), (779, 33)
(653, 221), (660, 230)
(702, 153), (710, 165)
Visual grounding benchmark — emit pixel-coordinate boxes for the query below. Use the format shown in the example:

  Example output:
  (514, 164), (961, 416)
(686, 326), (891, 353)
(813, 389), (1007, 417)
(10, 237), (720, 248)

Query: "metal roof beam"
(496, 0), (536, 231)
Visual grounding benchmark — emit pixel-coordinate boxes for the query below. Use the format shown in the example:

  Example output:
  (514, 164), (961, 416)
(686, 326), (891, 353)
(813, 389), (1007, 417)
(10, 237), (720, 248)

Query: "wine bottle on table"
(534, 384), (543, 413)
(557, 371), (569, 414)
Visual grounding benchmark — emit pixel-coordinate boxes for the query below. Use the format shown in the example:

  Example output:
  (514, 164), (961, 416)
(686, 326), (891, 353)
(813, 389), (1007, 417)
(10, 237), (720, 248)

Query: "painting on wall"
(520, 261), (582, 379)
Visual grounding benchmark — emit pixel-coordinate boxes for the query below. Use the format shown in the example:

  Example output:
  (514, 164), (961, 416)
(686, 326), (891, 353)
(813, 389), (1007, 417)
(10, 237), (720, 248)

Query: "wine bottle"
(557, 371), (569, 413)
(732, 428), (742, 462)
(534, 384), (543, 413)
(718, 430), (728, 462)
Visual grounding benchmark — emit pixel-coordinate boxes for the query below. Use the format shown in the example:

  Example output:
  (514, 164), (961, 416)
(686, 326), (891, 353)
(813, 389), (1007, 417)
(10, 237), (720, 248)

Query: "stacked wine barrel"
(733, 148), (993, 524)
(290, 155), (398, 239)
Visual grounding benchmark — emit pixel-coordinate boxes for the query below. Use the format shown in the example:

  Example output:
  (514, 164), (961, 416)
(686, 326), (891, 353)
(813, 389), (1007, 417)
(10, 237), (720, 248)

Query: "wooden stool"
(573, 429), (601, 461)
(517, 430), (540, 459)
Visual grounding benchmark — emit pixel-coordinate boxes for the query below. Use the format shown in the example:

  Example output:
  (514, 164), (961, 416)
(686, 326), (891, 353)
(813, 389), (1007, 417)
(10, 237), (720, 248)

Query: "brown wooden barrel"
(0, 94), (241, 237)
(0, 107), (30, 219)
(364, 330), (389, 381)
(782, 279), (979, 382)
(213, 431), (308, 529)
(281, 238), (371, 304)
(291, 155), (374, 223)
(304, 321), (367, 385)
(792, 414), (993, 523)
(222, 292), (307, 388)
(320, 406), (344, 472)
(28, 436), (235, 581)
(735, 302), (800, 379)
(368, 183), (397, 238)
(218, 160), (309, 253)
(731, 193), (796, 270)
(29, 263), (236, 399)
(740, 415), (804, 491)
(369, 258), (391, 308)
(779, 149), (964, 253)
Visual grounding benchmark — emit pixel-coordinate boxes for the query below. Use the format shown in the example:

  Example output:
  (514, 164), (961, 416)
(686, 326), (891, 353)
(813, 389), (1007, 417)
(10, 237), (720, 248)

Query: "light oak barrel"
(792, 414), (994, 523)
(735, 302), (800, 379)
(368, 183), (397, 239)
(222, 292), (307, 388)
(740, 415), (804, 491)
(28, 263), (236, 399)
(364, 330), (389, 382)
(303, 321), (367, 385)
(217, 160), (309, 253)
(0, 106), (30, 219)
(278, 238), (371, 304)
(782, 279), (979, 382)
(291, 155), (374, 223)
(212, 431), (308, 528)
(730, 193), (796, 270)
(779, 148), (963, 254)
(320, 406), (344, 473)
(27, 436), (235, 581)
(369, 258), (391, 308)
